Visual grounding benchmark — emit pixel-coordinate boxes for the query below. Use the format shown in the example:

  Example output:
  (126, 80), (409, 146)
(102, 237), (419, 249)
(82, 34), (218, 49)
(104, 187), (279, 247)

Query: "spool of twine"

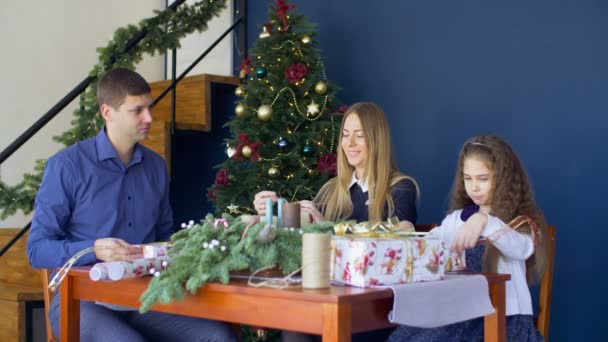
(302, 233), (331, 288)
(283, 202), (301, 228)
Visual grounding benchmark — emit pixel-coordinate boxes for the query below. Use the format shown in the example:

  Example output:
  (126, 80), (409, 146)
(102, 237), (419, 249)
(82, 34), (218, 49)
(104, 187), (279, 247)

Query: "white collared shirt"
(349, 172), (369, 193)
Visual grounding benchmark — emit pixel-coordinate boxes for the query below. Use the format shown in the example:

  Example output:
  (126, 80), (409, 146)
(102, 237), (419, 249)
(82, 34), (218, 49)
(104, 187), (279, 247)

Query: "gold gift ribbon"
(333, 217), (429, 238)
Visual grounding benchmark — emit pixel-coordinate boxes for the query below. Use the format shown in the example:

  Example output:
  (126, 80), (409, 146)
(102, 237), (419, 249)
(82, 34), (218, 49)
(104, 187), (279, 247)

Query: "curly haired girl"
(389, 135), (548, 342)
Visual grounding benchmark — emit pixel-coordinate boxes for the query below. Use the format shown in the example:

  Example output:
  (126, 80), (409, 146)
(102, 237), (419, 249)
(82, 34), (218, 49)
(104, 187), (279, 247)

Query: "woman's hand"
(253, 191), (278, 215)
(299, 200), (325, 223)
(451, 213), (488, 254)
(397, 220), (415, 231)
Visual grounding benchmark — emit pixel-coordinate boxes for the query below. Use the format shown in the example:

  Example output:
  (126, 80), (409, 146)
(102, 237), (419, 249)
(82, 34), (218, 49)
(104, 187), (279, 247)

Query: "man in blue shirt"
(27, 68), (236, 342)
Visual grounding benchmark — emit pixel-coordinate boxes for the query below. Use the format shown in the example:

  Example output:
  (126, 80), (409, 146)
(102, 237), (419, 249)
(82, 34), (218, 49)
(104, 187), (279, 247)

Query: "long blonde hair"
(449, 135), (548, 285)
(314, 102), (418, 222)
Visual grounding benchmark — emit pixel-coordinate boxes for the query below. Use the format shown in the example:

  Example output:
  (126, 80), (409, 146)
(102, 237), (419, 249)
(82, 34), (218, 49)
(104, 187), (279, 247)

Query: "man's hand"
(94, 238), (141, 262)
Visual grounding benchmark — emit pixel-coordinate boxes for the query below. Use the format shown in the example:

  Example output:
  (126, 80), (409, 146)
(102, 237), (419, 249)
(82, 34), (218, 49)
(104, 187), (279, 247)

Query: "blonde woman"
(254, 102), (418, 229)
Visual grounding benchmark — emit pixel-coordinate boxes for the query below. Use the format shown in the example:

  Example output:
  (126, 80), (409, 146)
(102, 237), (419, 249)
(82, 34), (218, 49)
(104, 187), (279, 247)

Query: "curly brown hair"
(449, 135), (548, 285)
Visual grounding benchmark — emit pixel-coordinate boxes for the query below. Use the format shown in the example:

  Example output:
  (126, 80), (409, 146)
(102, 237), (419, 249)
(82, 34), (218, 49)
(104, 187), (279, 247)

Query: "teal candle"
(277, 198), (284, 227)
(265, 198), (273, 225)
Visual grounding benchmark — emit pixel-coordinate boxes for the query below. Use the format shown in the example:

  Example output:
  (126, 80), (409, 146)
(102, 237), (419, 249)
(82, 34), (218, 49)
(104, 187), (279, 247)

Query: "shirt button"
(125, 170), (129, 175)
(128, 222), (132, 227)
(128, 196), (132, 200)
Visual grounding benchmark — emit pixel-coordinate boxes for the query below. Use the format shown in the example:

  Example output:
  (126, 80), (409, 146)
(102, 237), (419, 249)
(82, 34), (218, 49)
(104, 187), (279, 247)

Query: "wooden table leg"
(322, 303), (351, 342)
(60, 275), (80, 342)
(484, 280), (506, 342)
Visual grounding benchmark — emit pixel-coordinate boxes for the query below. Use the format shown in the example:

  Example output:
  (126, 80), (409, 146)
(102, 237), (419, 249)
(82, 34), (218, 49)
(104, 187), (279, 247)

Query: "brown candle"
(282, 202), (301, 228)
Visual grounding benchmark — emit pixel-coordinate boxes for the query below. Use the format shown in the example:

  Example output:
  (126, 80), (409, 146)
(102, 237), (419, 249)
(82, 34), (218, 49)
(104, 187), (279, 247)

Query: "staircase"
(141, 74), (239, 173)
(0, 229), (44, 342)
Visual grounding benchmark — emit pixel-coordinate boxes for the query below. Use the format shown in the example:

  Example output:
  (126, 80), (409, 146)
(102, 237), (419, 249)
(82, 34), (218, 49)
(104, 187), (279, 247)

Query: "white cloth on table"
(384, 274), (494, 328)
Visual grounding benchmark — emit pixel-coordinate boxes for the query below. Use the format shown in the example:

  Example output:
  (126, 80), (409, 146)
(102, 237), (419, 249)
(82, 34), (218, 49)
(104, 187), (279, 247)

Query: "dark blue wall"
(243, 1), (607, 340)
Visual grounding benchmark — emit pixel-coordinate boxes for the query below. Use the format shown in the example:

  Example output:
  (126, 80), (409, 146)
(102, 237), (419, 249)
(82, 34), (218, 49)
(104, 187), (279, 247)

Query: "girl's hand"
(253, 191), (278, 215)
(299, 200), (325, 223)
(451, 213), (488, 254)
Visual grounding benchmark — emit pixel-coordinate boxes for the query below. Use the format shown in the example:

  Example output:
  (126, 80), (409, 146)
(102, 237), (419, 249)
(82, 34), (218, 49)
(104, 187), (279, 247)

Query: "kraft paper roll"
(283, 202), (301, 228)
(302, 233), (331, 288)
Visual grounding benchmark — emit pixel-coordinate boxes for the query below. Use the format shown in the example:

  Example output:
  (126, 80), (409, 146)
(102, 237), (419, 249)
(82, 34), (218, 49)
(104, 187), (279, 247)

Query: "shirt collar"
(349, 171), (369, 193)
(95, 127), (143, 166)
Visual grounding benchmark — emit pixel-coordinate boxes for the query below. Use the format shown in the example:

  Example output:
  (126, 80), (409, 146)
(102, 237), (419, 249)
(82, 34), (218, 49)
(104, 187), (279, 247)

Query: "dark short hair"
(96, 68), (151, 110)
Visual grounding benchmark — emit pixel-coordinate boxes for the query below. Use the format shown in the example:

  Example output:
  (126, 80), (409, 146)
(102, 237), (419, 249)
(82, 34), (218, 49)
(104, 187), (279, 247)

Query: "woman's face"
(463, 157), (495, 211)
(341, 113), (368, 174)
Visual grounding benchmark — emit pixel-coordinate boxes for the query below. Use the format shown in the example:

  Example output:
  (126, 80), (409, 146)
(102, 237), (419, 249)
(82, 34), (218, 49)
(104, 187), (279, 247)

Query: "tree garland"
(139, 214), (334, 312)
(0, 0), (227, 219)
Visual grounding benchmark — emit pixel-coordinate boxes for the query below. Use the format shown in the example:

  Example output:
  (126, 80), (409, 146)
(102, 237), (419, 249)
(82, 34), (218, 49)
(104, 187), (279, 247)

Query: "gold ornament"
(301, 35), (312, 44)
(307, 100), (320, 115)
(235, 104), (246, 116)
(259, 26), (270, 38)
(268, 166), (280, 177)
(257, 104), (273, 121)
(242, 145), (252, 158)
(314, 81), (328, 95)
(234, 86), (246, 97)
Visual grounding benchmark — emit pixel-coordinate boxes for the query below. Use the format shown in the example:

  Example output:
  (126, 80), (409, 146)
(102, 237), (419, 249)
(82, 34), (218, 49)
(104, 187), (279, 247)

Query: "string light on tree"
(301, 35), (311, 44)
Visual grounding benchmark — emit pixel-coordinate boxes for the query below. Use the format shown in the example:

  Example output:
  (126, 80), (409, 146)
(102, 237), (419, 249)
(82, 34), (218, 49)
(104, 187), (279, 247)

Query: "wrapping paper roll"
(89, 257), (169, 281)
(142, 244), (170, 258)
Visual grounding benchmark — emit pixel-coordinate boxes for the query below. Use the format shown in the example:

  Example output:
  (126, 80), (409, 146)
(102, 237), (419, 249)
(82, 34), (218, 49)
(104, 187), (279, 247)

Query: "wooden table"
(60, 269), (510, 342)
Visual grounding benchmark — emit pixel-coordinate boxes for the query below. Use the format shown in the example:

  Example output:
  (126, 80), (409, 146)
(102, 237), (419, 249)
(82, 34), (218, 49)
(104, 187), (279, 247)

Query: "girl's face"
(341, 113), (368, 176)
(463, 157), (495, 211)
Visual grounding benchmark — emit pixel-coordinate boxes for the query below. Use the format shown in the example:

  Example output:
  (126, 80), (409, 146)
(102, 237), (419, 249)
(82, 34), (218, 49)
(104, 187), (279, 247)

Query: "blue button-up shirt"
(27, 128), (173, 268)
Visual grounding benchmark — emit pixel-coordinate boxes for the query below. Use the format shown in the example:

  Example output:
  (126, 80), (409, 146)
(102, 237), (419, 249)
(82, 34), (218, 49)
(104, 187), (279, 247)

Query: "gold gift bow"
(333, 217), (429, 238)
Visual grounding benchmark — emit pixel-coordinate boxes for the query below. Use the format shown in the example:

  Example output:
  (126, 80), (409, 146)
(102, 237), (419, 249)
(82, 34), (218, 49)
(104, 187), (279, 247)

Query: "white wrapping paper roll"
(89, 257), (169, 281)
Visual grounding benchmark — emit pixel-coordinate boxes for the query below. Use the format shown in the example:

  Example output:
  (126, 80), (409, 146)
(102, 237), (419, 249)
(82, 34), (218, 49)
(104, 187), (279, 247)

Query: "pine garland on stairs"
(0, 0), (227, 219)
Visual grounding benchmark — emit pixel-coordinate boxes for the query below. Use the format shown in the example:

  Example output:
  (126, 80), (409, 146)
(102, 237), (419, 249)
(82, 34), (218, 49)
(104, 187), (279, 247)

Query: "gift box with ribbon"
(330, 219), (464, 287)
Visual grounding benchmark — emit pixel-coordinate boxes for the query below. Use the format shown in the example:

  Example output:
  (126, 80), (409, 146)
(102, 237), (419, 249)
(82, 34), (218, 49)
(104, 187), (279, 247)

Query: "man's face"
(106, 94), (153, 144)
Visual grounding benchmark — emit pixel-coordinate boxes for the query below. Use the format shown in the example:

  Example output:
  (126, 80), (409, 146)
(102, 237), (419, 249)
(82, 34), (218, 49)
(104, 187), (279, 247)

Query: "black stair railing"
(0, 0), (247, 258)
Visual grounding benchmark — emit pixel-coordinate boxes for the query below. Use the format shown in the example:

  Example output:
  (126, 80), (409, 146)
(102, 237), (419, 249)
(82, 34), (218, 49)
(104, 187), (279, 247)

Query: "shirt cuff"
(480, 214), (505, 240)
(68, 240), (97, 266)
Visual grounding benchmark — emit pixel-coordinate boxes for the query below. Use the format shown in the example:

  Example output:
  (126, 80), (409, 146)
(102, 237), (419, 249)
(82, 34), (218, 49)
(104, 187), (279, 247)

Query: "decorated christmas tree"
(208, 0), (342, 215)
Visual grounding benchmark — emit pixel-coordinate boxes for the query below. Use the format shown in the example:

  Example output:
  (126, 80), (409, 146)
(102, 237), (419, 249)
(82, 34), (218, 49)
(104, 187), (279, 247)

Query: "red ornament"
(239, 56), (252, 76)
(275, 0), (295, 31)
(214, 169), (230, 187)
(285, 63), (307, 84)
(207, 188), (216, 200)
(317, 153), (337, 176)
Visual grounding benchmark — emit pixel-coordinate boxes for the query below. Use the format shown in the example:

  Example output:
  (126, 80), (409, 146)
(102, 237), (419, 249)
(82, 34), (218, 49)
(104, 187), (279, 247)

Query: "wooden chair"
(536, 225), (555, 340)
(415, 223), (555, 340)
(40, 269), (58, 342)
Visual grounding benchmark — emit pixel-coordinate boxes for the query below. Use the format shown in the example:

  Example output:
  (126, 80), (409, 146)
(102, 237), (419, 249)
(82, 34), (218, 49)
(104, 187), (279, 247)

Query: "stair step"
(149, 74), (239, 131)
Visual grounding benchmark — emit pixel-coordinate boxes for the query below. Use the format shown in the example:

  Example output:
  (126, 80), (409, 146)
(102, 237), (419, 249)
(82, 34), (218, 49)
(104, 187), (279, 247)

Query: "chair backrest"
(537, 225), (555, 340)
(415, 223), (555, 340)
(40, 269), (58, 342)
